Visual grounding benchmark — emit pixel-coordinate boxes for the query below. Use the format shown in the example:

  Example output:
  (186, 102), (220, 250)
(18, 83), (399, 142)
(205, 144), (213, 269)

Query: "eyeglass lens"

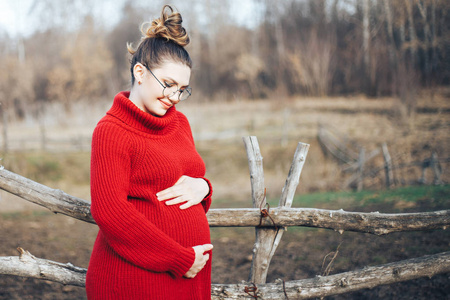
(164, 86), (191, 101)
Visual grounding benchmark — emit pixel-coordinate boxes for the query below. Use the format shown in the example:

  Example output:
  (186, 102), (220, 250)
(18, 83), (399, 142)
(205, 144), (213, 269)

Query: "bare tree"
(46, 16), (114, 104)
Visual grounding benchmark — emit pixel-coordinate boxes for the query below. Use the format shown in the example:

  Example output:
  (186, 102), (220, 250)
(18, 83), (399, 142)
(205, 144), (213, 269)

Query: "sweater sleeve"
(90, 122), (195, 278)
(200, 177), (213, 213)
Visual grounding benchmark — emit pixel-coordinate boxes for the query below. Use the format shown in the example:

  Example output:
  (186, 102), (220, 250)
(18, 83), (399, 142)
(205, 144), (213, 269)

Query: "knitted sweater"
(86, 91), (213, 300)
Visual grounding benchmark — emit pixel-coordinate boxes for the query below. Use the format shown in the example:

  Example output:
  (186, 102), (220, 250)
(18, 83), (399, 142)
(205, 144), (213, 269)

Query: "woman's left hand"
(156, 176), (209, 209)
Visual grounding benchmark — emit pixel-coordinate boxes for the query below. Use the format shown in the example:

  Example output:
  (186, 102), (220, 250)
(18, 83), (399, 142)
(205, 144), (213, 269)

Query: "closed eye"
(164, 81), (175, 88)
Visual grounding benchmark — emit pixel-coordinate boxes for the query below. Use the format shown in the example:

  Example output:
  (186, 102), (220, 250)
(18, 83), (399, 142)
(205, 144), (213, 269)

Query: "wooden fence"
(318, 124), (448, 191)
(0, 136), (449, 299)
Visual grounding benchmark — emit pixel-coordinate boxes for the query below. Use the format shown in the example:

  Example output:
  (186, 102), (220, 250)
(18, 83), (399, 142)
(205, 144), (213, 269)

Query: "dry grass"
(182, 89), (449, 205)
(0, 90), (449, 299)
(1, 89), (448, 209)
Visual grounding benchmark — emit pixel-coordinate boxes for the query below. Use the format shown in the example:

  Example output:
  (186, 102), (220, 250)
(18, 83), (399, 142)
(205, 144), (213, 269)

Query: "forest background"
(0, 1), (449, 299)
(1, 0), (449, 200)
(0, 0), (449, 202)
(1, 0), (448, 116)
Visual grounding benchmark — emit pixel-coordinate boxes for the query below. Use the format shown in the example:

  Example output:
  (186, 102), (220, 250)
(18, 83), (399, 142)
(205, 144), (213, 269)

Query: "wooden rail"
(1, 168), (448, 235)
(0, 136), (449, 299)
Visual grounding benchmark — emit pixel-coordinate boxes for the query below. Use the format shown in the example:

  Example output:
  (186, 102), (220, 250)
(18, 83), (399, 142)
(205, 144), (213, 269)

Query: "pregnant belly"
(130, 199), (211, 247)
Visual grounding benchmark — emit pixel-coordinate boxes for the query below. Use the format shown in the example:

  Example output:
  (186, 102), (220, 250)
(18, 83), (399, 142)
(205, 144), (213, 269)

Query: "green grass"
(2, 150), (448, 213)
(265, 185), (450, 212)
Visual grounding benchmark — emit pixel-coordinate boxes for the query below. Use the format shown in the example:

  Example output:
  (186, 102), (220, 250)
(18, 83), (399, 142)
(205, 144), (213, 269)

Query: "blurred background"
(0, 1), (449, 298)
(1, 0), (449, 104)
(0, 0), (448, 203)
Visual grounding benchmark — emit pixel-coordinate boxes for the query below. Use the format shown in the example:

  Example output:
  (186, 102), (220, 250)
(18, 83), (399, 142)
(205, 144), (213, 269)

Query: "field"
(0, 90), (449, 299)
(1, 186), (449, 299)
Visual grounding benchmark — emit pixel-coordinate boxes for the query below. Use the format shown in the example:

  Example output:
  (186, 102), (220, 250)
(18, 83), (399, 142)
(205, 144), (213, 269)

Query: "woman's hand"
(184, 244), (213, 278)
(156, 176), (210, 209)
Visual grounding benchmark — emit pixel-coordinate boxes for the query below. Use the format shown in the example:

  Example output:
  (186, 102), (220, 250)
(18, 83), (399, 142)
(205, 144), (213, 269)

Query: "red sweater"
(86, 91), (212, 299)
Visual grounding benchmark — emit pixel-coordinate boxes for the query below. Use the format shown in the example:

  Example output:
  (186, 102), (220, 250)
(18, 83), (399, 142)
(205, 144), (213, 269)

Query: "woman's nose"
(167, 93), (180, 104)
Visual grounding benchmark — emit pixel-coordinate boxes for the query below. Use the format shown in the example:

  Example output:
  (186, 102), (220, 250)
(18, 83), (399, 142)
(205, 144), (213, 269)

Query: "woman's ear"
(134, 63), (145, 84)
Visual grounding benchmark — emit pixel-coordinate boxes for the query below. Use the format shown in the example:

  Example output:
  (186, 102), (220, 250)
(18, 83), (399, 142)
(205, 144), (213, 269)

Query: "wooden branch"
(0, 248), (86, 287)
(1, 168), (449, 235)
(357, 147), (365, 191)
(1, 248), (449, 299)
(431, 152), (444, 185)
(207, 208), (450, 235)
(382, 143), (394, 188)
(341, 148), (380, 173)
(244, 140), (311, 284)
(317, 125), (358, 164)
(243, 136), (271, 284)
(279, 143), (310, 208)
(266, 142), (310, 284)
(243, 136), (266, 209)
(211, 251), (450, 299)
(0, 169), (95, 224)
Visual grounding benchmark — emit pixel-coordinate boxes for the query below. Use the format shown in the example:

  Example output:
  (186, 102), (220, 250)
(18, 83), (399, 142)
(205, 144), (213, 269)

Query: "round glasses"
(143, 64), (192, 101)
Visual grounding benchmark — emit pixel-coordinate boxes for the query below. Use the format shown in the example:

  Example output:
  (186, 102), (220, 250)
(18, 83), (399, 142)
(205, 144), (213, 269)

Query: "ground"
(0, 189), (449, 299)
(0, 90), (449, 299)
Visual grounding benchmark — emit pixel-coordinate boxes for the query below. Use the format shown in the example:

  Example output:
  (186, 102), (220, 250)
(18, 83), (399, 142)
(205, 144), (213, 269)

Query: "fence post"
(39, 102), (47, 152)
(419, 153), (441, 185)
(244, 137), (310, 284)
(243, 136), (269, 284)
(357, 147), (365, 192)
(1, 103), (8, 153)
(382, 143), (394, 189)
(431, 152), (443, 185)
(268, 142), (309, 275)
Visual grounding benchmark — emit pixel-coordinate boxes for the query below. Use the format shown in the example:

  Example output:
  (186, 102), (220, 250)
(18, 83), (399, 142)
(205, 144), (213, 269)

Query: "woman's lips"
(159, 99), (172, 109)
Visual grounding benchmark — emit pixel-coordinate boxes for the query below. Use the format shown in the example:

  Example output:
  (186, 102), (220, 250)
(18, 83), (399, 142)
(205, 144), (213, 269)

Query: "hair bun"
(141, 5), (190, 47)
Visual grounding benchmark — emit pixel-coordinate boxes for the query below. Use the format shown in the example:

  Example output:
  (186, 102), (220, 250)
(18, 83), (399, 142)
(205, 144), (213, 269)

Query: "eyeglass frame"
(141, 63), (192, 101)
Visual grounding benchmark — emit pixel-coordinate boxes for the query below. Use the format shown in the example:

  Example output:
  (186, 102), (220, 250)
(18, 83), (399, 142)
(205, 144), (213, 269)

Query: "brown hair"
(127, 5), (192, 85)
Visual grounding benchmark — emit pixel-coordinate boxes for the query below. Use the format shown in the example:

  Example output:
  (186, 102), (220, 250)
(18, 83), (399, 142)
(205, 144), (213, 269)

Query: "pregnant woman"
(86, 5), (213, 299)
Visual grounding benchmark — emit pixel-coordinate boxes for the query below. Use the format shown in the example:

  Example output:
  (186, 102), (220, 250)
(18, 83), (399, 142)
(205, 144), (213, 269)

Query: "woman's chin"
(149, 108), (168, 117)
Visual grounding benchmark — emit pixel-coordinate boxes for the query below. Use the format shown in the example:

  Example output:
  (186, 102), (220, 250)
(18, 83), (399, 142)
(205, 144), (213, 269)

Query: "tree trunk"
(405, 0), (418, 64)
(383, 0), (398, 95)
(362, 0), (371, 93)
(417, 0), (432, 86)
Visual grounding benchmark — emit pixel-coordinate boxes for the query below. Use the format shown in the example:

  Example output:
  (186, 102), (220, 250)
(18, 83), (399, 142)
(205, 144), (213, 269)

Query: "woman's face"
(133, 61), (191, 117)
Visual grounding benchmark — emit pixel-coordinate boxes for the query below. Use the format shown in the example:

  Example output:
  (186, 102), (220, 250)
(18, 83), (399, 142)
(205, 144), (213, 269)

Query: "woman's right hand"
(184, 244), (213, 278)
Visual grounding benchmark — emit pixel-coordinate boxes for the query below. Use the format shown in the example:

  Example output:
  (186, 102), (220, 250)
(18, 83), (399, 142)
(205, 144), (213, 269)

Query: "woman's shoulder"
(91, 117), (135, 157)
(92, 115), (134, 142)
(94, 113), (134, 133)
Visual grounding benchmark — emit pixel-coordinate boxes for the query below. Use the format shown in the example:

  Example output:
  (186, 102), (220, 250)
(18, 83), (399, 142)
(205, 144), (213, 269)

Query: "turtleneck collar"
(107, 91), (179, 135)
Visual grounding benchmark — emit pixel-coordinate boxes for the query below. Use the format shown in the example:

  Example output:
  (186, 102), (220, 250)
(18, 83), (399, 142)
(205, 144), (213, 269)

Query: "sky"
(0, 0), (32, 37)
(0, 0), (259, 38)
(0, 0), (127, 37)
